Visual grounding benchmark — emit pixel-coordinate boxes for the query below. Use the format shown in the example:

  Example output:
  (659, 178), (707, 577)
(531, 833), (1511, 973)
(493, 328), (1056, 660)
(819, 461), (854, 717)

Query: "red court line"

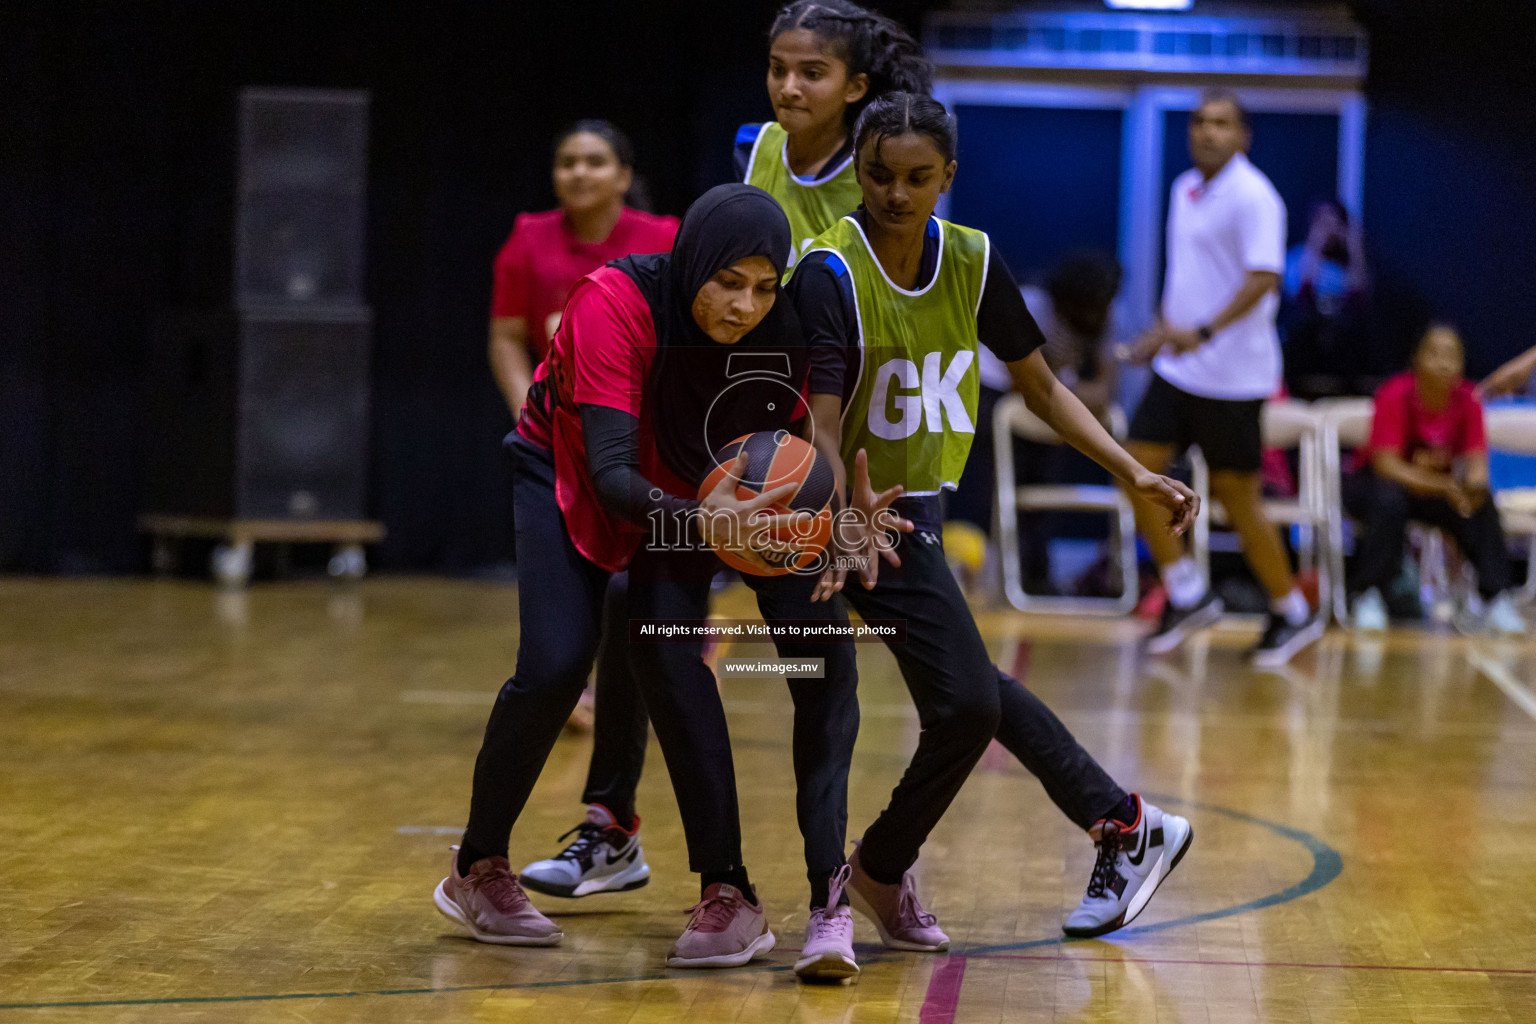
(919, 955), (968, 1024)
(969, 952), (1536, 977)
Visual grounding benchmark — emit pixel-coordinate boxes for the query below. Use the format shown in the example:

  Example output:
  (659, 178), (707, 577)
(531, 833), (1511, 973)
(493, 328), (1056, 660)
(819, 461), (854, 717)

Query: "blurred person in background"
(486, 121), (677, 731)
(1280, 198), (1371, 399)
(1027, 253), (1123, 420)
(489, 121), (679, 422)
(1344, 324), (1523, 634)
(1124, 89), (1324, 667)
(949, 251), (1123, 594)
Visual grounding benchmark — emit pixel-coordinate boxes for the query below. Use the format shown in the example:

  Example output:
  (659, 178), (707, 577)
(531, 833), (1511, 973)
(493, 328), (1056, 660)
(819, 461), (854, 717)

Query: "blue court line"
(0, 798), (1339, 1012)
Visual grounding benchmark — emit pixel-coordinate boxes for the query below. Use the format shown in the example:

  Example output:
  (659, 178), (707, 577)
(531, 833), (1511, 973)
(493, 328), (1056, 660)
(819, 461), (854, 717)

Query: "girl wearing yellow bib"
(788, 94), (1202, 947)
(735, 1), (930, 266)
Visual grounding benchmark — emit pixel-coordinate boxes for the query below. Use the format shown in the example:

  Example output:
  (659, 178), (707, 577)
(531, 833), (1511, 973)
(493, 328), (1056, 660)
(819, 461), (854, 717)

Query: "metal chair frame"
(1317, 398), (1376, 624)
(1189, 399), (1331, 617)
(993, 394), (1138, 615)
(1485, 404), (1536, 606)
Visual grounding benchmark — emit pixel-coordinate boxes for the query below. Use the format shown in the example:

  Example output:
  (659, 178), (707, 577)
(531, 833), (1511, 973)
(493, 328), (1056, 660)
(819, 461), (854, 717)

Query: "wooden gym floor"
(2, 576), (1535, 1022)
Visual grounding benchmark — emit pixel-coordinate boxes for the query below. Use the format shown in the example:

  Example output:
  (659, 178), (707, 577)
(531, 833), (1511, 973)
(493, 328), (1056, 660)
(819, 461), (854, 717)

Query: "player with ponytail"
(738, 0), (933, 265)
(789, 92), (1200, 949)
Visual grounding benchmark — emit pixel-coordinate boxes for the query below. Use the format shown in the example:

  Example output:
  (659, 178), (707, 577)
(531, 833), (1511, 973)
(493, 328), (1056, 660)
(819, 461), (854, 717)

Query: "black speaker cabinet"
(145, 308), (372, 520)
(236, 88), (368, 307)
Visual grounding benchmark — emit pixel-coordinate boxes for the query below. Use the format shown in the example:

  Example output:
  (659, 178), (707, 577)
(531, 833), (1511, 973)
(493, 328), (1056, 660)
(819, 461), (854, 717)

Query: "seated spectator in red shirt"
(489, 120), (679, 421)
(1343, 323), (1522, 632)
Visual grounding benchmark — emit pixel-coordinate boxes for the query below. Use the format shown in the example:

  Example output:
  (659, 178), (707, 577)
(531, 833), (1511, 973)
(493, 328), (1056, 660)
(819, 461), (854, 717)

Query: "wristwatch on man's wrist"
(1196, 324), (1214, 341)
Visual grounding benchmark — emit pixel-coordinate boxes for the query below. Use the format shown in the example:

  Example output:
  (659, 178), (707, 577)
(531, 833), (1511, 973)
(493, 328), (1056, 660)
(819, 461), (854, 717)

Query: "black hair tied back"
(852, 91), (957, 165)
(770, 1), (935, 127)
(552, 119), (636, 169)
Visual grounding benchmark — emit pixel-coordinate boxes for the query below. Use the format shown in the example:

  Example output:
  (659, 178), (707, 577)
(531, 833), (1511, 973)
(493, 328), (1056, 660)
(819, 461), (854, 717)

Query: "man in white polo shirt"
(1124, 89), (1324, 667)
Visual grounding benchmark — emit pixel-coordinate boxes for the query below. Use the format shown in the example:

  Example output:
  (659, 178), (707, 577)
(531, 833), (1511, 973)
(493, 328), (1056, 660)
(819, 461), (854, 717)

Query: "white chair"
(1485, 404), (1536, 605)
(1318, 398), (1375, 624)
(1188, 399), (1331, 617)
(993, 394), (1138, 615)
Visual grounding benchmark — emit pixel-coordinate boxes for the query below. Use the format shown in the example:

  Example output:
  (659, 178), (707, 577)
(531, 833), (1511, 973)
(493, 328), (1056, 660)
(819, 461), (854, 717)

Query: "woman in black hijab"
(435, 184), (861, 974)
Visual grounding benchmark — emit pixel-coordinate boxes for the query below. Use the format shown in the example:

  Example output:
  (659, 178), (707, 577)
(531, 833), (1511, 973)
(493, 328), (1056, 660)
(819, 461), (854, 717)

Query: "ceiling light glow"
(1105, 0), (1195, 10)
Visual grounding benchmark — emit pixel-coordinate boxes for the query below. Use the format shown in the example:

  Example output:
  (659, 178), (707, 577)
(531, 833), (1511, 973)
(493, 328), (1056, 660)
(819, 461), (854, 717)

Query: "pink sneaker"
(847, 845), (950, 952)
(665, 883), (775, 968)
(433, 851), (563, 946)
(794, 864), (859, 980)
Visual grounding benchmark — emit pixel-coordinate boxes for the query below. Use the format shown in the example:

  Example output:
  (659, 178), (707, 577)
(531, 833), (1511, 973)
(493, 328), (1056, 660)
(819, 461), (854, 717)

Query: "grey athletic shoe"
(520, 804), (651, 898)
(1063, 795), (1192, 938)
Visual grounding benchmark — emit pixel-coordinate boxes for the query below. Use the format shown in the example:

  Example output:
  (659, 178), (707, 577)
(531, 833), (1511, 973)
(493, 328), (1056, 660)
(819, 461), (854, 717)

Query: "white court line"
(397, 826), (464, 835)
(1468, 651), (1536, 724)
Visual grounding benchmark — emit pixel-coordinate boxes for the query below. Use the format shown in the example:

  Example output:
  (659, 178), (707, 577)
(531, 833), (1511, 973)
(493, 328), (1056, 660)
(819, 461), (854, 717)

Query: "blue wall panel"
(1160, 110), (1340, 257)
(949, 105), (1123, 284)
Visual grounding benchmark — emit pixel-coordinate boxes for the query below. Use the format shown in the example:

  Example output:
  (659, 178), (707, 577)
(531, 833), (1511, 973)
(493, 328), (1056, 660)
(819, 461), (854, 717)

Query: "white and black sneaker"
(1063, 795), (1192, 938)
(1249, 611), (1325, 668)
(519, 804), (651, 898)
(1145, 591), (1224, 655)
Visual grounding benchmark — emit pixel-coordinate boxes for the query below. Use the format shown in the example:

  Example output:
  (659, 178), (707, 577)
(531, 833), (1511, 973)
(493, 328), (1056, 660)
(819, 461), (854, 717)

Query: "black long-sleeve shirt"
(580, 404), (700, 538)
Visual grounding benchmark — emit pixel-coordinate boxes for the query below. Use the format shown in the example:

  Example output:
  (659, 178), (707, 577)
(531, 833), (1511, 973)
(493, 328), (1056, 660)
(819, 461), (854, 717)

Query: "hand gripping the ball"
(696, 451), (813, 574)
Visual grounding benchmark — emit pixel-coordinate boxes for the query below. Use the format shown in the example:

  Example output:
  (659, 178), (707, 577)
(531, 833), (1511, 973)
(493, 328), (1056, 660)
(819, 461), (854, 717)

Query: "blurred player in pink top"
(489, 120), (678, 421)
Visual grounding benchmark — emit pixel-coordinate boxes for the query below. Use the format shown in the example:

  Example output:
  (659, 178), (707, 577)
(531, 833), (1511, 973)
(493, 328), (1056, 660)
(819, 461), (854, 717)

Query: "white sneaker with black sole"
(1145, 591), (1224, 655)
(1063, 795), (1192, 938)
(1249, 611), (1325, 668)
(519, 804), (651, 898)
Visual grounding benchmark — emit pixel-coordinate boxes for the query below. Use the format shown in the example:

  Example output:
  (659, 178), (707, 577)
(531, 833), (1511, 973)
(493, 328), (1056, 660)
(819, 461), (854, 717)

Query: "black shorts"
(1127, 373), (1264, 473)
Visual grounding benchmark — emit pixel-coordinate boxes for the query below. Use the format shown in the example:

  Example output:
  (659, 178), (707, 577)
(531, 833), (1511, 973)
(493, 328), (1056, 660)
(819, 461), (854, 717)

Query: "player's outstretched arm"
(1479, 345), (1536, 400)
(1008, 350), (1199, 537)
(804, 393), (851, 601)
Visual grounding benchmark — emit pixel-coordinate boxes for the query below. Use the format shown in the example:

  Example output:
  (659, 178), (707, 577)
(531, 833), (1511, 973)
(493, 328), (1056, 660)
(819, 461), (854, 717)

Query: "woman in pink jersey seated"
(1344, 323), (1523, 633)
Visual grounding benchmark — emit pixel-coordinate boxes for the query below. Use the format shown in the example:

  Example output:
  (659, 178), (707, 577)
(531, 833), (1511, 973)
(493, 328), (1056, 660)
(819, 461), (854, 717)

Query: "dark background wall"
(2, 0), (1531, 576)
(1354, 0), (1536, 380)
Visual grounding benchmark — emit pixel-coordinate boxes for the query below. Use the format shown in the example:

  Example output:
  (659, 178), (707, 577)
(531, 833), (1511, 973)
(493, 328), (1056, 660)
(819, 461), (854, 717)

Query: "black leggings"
(623, 545), (859, 880)
(1342, 469), (1511, 599)
(463, 437), (858, 884)
(840, 502), (1126, 885)
(463, 440), (611, 860)
(574, 496), (1128, 888)
(582, 572), (649, 825)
